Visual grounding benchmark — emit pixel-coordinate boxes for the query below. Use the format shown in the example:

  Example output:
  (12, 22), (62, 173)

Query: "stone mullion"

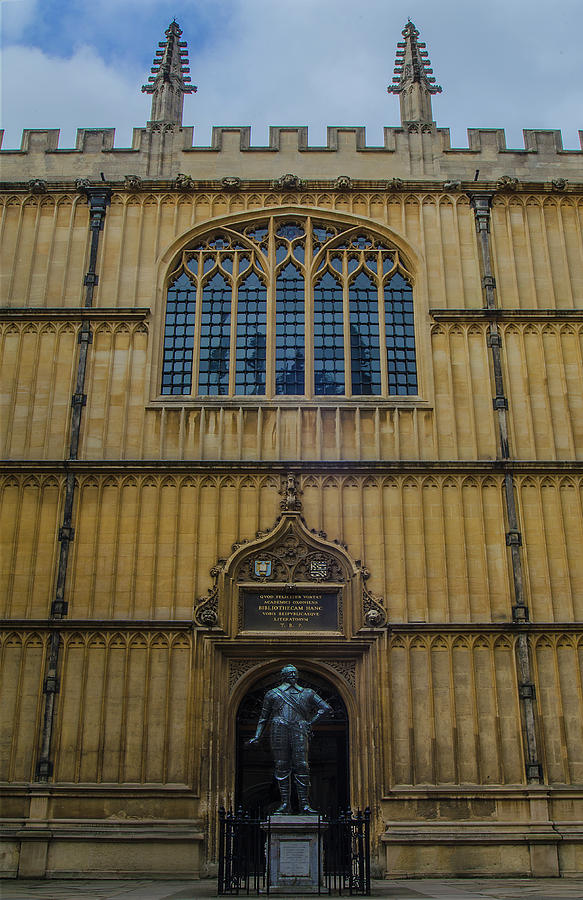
(140, 639), (153, 783)
(58, 198), (79, 304)
(447, 640), (461, 783)
(553, 327), (578, 459)
(469, 191), (543, 784)
(23, 201), (43, 305)
(8, 635), (30, 780)
(228, 255), (239, 397)
(162, 640), (173, 784)
(95, 638), (111, 784)
(550, 639), (571, 783)
(118, 639), (131, 783)
(35, 188), (111, 782)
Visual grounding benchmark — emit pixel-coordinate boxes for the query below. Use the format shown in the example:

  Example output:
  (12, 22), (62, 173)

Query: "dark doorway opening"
(235, 668), (349, 817)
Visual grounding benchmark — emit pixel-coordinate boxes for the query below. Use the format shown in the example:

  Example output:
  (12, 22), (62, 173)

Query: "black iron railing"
(323, 808), (371, 895)
(218, 807), (266, 895)
(218, 806), (371, 896)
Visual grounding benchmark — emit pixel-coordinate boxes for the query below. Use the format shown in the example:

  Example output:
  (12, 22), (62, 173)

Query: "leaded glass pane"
(314, 272), (344, 395)
(276, 222), (305, 240)
(275, 262), (304, 395)
(198, 271), (231, 395)
(385, 272), (417, 395)
(163, 217), (418, 400)
(349, 272), (382, 395)
(235, 272), (267, 395)
(161, 272), (196, 395)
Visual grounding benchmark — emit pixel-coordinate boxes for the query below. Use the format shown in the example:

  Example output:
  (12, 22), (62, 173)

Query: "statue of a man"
(248, 665), (331, 814)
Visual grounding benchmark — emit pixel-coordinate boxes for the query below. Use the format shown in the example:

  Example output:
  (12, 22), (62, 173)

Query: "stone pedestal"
(264, 815), (321, 894)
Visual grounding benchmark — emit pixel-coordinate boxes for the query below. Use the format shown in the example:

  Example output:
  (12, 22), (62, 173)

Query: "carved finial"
(388, 20), (442, 126)
(142, 20), (197, 127)
(280, 473), (302, 512)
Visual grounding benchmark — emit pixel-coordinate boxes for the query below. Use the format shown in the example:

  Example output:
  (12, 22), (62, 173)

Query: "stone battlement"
(1, 125), (582, 186)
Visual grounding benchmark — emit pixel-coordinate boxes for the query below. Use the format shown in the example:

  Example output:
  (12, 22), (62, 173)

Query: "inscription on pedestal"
(242, 589), (339, 631)
(264, 815), (321, 894)
(280, 840), (311, 877)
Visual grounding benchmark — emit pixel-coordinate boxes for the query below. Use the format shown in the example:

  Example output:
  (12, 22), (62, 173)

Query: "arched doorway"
(235, 668), (349, 817)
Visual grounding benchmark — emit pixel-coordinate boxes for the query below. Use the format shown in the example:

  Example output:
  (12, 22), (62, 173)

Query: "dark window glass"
(275, 262), (304, 395)
(312, 225), (336, 246)
(235, 272), (267, 395)
(349, 271), (381, 395)
(244, 226), (268, 243)
(276, 223), (305, 240)
(352, 234), (373, 249)
(161, 272), (196, 395)
(385, 272), (417, 395)
(314, 272), (344, 395)
(198, 271), (231, 395)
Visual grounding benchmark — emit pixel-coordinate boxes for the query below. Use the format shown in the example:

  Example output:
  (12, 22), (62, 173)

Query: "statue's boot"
(294, 775), (318, 814)
(274, 774), (291, 814)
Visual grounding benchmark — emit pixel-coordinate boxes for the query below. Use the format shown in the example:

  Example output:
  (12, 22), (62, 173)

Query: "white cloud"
(0, 44), (146, 148)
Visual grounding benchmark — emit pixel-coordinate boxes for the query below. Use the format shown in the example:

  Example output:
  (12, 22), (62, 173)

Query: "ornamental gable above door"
(193, 473), (386, 636)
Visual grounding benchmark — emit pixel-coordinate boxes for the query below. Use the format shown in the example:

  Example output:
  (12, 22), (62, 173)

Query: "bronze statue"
(248, 665), (331, 814)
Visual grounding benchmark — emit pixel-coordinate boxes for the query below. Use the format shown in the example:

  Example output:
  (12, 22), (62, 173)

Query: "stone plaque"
(265, 816), (320, 893)
(279, 840), (311, 877)
(242, 589), (339, 631)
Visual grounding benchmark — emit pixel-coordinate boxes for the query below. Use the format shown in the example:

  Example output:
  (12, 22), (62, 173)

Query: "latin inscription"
(242, 589), (338, 631)
(279, 840), (311, 877)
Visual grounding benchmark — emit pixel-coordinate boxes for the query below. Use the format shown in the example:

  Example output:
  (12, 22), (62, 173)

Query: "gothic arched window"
(161, 216), (418, 398)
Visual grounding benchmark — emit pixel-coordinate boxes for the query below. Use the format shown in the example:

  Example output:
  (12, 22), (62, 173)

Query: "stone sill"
(0, 307), (149, 321)
(0, 782), (195, 796)
(384, 784), (583, 797)
(381, 824), (578, 845)
(146, 397), (432, 410)
(0, 820), (204, 841)
(430, 308), (583, 322)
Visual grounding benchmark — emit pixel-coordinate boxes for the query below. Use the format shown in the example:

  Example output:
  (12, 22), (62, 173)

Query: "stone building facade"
(1, 20), (582, 880)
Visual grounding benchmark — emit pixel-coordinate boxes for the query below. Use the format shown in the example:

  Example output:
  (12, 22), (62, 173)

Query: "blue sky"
(1, 0), (582, 151)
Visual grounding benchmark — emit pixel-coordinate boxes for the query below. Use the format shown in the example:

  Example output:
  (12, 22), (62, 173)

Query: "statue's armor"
(257, 684), (330, 780)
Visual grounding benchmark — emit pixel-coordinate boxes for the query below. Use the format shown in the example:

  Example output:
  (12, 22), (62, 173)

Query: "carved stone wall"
(1, 105), (582, 879)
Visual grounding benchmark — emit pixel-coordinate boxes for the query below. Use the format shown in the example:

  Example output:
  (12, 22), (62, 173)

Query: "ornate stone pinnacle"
(280, 473), (302, 512)
(142, 20), (197, 127)
(388, 20), (442, 126)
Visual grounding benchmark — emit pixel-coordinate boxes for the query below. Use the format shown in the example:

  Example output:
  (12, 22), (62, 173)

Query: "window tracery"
(161, 215), (418, 398)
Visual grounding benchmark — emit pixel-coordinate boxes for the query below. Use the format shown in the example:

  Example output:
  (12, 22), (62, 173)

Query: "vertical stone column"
(35, 187), (111, 783)
(469, 192), (542, 785)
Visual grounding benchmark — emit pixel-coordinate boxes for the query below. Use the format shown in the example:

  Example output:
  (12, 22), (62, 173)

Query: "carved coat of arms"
(254, 559), (272, 577)
(309, 559), (328, 580)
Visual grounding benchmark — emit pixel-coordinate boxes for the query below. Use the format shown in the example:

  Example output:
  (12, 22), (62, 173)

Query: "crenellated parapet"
(1, 16), (581, 187)
(0, 125), (582, 187)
